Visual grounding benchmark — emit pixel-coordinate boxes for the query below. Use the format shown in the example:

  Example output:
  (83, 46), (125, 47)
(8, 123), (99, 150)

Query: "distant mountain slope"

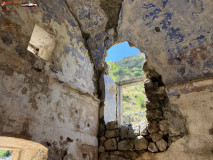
(107, 53), (145, 82)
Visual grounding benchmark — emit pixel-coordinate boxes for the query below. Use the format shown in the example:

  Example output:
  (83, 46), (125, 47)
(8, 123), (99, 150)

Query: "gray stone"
(134, 136), (148, 150)
(106, 121), (118, 129)
(128, 125), (138, 138)
(159, 120), (168, 134)
(120, 126), (128, 139)
(148, 142), (159, 152)
(98, 145), (105, 153)
(104, 138), (117, 151)
(148, 121), (160, 134)
(105, 129), (120, 138)
(151, 133), (162, 142)
(156, 139), (168, 151)
(146, 109), (163, 120)
(118, 140), (134, 151)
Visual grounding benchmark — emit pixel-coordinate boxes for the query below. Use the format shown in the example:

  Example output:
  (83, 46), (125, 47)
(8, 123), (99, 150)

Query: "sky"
(105, 41), (141, 62)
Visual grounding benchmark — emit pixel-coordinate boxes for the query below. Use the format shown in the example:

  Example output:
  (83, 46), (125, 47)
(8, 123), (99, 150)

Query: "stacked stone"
(144, 76), (169, 153)
(99, 119), (169, 160)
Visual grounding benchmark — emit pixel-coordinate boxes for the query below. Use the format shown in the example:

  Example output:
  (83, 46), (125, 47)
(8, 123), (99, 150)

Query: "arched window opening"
(0, 137), (48, 160)
(105, 41), (147, 131)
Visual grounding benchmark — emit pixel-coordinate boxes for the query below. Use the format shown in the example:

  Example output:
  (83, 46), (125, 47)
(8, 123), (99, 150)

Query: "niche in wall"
(27, 25), (56, 61)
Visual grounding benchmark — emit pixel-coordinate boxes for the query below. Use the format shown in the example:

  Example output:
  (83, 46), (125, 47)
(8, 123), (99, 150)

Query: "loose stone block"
(99, 136), (106, 142)
(148, 121), (160, 133)
(148, 142), (159, 152)
(156, 139), (168, 151)
(98, 145), (105, 153)
(151, 133), (162, 142)
(159, 120), (168, 134)
(134, 136), (148, 150)
(146, 102), (160, 109)
(118, 140), (134, 151)
(99, 152), (110, 160)
(106, 121), (118, 129)
(105, 129), (120, 138)
(146, 109), (163, 120)
(128, 126), (137, 138)
(120, 126), (128, 139)
(104, 138), (117, 151)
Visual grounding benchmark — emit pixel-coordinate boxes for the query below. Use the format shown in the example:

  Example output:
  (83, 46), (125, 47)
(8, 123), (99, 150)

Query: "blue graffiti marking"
(150, 8), (161, 16)
(168, 28), (184, 43)
(160, 12), (172, 30)
(145, 8), (161, 21)
(193, 35), (205, 41)
(142, 3), (156, 9)
(163, 0), (169, 8)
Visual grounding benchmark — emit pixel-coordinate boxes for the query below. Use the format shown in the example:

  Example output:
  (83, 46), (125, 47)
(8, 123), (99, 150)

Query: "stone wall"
(98, 65), (188, 159)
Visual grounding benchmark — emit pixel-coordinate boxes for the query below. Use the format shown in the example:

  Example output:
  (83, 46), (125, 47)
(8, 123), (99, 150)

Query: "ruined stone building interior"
(0, 0), (212, 160)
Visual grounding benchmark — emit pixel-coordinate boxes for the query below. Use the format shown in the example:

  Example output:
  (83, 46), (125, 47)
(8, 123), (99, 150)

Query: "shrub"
(0, 150), (12, 158)
(123, 94), (129, 100)
(137, 95), (146, 108)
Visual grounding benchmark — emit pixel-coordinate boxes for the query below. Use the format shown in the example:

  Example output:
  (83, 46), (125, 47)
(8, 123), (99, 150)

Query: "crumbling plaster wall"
(0, 0), (212, 159)
(138, 79), (213, 160)
(0, 0), (96, 94)
(0, 0), (100, 159)
(71, 0), (212, 159)
(117, 0), (213, 85)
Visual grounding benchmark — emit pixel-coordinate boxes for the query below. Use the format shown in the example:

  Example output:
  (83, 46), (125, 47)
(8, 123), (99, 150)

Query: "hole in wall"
(27, 24), (56, 61)
(99, 41), (180, 157)
(106, 41), (147, 131)
(155, 27), (160, 32)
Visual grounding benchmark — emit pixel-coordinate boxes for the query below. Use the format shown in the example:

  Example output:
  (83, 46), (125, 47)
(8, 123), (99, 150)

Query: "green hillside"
(107, 53), (145, 82)
(122, 84), (146, 124)
(107, 53), (147, 124)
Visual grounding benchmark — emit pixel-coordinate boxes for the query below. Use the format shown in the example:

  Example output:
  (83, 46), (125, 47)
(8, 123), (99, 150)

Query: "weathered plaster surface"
(0, 0), (213, 159)
(103, 75), (117, 124)
(137, 79), (213, 160)
(0, 0), (95, 95)
(117, 0), (213, 85)
(0, 47), (99, 159)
